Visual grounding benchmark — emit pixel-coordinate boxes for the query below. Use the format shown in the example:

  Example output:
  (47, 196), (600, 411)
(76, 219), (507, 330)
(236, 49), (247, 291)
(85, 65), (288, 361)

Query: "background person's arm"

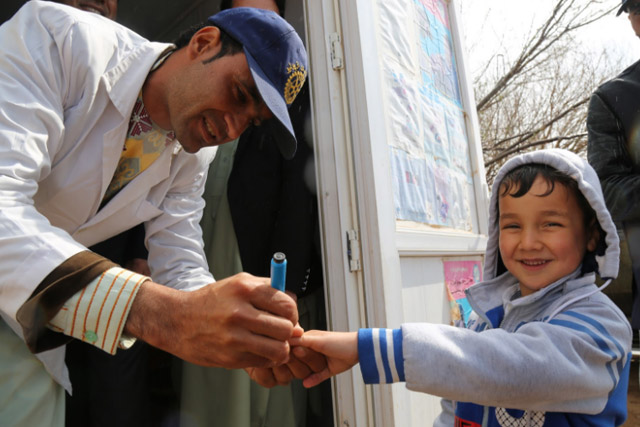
(587, 93), (640, 224)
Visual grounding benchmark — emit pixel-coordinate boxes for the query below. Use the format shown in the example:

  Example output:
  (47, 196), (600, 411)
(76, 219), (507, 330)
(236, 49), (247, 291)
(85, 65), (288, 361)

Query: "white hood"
(483, 149), (620, 281)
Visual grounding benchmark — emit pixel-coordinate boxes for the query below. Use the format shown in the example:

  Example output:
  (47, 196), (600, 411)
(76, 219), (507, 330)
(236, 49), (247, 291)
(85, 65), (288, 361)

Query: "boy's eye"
(500, 223), (519, 230)
(545, 222), (563, 228)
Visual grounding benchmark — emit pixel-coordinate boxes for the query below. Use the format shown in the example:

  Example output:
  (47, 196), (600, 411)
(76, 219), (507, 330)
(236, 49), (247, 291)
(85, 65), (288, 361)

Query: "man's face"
(61, 0), (118, 20)
(627, 1), (640, 37)
(165, 28), (272, 153)
(498, 175), (598, 297)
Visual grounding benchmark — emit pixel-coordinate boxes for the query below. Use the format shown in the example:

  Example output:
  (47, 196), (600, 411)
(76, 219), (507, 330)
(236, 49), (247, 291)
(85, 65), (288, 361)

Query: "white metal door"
(306, 0), (489, 425)
(304, 0), (374, 425)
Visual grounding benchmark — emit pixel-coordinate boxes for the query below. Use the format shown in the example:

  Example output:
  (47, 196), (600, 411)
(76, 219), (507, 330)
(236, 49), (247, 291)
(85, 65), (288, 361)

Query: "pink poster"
(443, 260), (482, 326)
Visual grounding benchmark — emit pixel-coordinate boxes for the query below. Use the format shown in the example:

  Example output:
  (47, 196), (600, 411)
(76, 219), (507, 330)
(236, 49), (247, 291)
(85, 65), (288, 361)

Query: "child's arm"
(292, 328), (406, 388)
(298, 314), (630, 414)
(291, 330), (359, 388)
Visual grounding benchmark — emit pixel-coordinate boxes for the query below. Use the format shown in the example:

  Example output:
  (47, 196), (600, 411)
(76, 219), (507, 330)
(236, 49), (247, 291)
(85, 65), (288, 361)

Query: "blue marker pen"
(270, 252), (287, 292)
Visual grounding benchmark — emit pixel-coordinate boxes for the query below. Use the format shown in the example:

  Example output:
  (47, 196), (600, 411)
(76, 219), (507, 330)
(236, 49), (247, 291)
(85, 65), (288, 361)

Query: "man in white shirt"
(0, 2), (312, 425)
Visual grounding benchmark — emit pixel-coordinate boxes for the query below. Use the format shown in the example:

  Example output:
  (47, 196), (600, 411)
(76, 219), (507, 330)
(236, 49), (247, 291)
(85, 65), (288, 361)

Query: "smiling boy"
(294, 149), (632, 426)
(497, 164), (600, 296)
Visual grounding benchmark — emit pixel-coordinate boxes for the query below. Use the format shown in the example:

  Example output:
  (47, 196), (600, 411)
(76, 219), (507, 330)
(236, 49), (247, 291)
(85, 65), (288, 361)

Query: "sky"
(456, 0), (640, 78)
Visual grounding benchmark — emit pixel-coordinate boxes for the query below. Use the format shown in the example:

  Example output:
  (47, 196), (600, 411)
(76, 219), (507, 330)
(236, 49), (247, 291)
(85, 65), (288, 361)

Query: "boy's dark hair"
(172, 24), (243, 62)
(498, 163), (605, 274)
(219, 0), (286, 16)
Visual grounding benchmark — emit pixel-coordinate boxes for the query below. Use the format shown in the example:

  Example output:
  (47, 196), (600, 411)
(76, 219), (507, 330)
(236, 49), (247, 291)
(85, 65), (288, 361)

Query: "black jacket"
(587, 59), (640, 328)
(227, 84), (323, 297)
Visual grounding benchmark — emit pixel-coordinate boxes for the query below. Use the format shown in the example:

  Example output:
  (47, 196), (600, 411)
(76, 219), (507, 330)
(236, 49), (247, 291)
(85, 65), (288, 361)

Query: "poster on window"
(377, 0), (475, 231)
(443, 260), (482, 326)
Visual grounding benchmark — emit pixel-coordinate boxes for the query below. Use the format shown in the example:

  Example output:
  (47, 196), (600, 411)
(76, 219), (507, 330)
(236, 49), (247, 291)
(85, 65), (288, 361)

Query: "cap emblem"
(284, 62), (307, 105)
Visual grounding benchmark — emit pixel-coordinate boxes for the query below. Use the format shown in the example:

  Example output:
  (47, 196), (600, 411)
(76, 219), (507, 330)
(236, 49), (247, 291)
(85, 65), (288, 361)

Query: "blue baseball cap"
(208, 7), (308, 159)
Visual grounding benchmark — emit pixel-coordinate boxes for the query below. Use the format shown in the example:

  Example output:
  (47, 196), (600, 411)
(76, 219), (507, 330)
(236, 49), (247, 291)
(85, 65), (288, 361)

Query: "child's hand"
(290, 330), (358, 388)
(245, 322), (325, 388)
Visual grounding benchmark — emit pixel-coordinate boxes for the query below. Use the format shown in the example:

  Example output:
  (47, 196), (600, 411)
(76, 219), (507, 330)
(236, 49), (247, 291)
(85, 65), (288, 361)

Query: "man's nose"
(224, 111), (253, 140)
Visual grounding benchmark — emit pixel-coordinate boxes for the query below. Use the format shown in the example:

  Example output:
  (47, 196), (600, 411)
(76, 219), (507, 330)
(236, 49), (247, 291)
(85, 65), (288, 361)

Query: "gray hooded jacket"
(357, 149), (632, 426)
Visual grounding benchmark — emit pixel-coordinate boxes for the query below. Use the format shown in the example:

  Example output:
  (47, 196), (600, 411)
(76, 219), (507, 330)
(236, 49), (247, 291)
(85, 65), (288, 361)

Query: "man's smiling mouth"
(203, 118), (220, 144)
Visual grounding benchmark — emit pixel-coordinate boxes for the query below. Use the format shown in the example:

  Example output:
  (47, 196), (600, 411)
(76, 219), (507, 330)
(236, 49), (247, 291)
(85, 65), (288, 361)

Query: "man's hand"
(124, 273), (300, 368)
(245, 338), (328, 388)
(289, 330), (359, 388)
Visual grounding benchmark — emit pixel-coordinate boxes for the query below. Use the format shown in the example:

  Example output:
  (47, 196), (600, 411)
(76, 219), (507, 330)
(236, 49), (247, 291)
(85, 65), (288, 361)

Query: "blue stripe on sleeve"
(549, 319), (618, 385)
(393, 328), (405, 382)
(562, 311), (626, 359)
(555, 310), (627, 376)
(378, 329), (393, 383)
(358, 328), (380, 384)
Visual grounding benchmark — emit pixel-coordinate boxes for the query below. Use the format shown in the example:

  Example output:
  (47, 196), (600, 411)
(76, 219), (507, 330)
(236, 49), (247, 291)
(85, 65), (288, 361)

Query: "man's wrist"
(124, 280), (184, 351)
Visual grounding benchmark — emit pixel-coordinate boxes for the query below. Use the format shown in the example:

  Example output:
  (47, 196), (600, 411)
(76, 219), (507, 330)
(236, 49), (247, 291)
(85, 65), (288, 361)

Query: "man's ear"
(187, 26), (221, 59)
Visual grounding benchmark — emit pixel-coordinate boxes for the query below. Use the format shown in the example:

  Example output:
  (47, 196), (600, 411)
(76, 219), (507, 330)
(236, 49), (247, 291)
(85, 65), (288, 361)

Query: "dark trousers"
(65, 339), (151, 427)
(625, 223), (640, 329)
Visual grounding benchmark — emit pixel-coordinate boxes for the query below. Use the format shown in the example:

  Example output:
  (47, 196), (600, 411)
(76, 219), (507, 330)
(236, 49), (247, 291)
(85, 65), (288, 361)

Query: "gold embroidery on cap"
(284, 62), (307, 104)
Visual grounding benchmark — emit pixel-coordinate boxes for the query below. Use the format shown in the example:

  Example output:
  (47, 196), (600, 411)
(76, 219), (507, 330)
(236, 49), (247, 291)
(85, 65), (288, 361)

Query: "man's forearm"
(123, 273), (300, 369)
(124, 280), (185, 351)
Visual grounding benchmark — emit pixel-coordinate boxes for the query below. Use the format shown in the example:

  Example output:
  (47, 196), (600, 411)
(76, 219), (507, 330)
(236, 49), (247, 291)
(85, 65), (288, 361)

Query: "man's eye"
(236, 87), (247, 103)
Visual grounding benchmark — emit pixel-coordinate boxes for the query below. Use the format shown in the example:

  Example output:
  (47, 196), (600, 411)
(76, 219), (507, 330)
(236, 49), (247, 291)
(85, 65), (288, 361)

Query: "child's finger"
(288, 336), (304, 346)
(302, 369), (331, 388)
(289, 331), (323, 351)
(292, 346), (327, 373)
(285, 353), (313, 379)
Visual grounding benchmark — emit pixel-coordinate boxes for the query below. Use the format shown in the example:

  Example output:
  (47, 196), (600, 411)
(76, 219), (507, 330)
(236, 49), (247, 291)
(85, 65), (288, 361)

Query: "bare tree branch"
(486, 133), (587, 166)
(490, 97), (590, 150)
(469, 0), (620, 185)
(476, 0), (614, 111)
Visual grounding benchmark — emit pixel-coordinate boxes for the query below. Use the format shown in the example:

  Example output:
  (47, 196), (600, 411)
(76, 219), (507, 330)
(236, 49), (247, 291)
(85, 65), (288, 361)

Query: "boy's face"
(498, 175), (598, 297)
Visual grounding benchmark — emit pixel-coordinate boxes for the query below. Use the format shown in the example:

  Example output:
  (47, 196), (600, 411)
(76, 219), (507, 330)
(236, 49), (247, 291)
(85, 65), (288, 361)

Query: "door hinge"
(346, 229), (362, 272)
(329, 32), (344, 70)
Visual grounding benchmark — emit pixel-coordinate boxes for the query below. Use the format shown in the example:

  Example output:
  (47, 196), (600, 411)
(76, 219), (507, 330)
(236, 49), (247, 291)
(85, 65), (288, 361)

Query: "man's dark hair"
(497, 163), (605, 274)
(219, 0), (286, 17)
(172, 24), (243, 62)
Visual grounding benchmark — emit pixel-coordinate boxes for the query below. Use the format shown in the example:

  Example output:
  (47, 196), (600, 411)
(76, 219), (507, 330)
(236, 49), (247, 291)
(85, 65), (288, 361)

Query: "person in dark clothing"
(180, 1), (333, 426)
(587, 0), (640, 361)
